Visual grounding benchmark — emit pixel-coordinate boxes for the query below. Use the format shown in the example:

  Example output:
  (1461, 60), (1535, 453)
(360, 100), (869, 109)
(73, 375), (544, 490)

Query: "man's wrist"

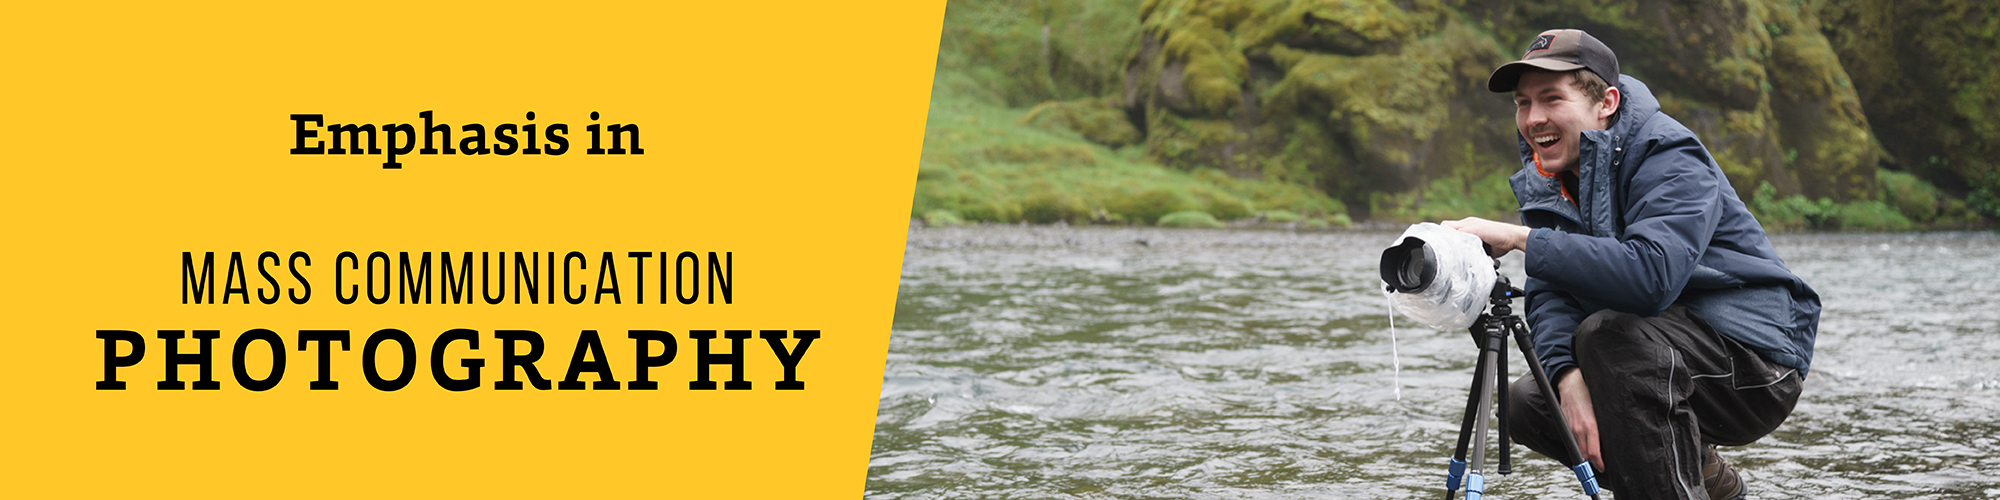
(1555, 366), (1579, 387)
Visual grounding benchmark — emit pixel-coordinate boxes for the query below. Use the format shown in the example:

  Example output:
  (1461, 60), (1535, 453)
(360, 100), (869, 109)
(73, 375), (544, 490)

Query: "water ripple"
(873, 227), (2000, 499)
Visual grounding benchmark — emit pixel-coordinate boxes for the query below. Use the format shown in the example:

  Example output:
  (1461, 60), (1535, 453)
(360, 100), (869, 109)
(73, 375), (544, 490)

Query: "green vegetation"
(1746, 170), (1981, 231)
(920, 0), (1994, 231)
(1370, 167), (1519, 223)
(1156, 210), (1225, 228)
(913, 91), (1347, 226)
(918, 0), (1350, 228)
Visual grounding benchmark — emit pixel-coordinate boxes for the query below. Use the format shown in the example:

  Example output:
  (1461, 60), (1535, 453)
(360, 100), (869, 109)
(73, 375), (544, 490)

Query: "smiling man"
(1443, 29), (1821, 500)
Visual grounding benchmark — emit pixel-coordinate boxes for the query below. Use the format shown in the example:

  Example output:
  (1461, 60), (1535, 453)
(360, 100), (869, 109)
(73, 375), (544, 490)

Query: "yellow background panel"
(1, 2), (940, 497)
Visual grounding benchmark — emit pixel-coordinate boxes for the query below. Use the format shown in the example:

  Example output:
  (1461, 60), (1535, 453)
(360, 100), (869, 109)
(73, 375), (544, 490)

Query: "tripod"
(1442, 275), (1600, 500)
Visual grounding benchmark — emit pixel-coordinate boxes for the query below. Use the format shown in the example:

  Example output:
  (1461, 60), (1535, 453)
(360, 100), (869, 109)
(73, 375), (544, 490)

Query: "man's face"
(1514, 71), (1614, 173)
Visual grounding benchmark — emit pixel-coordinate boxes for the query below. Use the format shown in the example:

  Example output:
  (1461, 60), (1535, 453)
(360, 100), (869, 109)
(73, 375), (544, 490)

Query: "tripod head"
(1488, 272), (1524, 309)
(1477, 255), (1526, 315)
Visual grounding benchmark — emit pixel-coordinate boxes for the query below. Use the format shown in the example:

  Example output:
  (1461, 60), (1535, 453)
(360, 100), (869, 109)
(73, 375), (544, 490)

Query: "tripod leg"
(1496, 329), (1512, 476)
(1509, 317), (1600, 499)
(1466, 345), (1499, 500)
(1444, 325), (1493, 500)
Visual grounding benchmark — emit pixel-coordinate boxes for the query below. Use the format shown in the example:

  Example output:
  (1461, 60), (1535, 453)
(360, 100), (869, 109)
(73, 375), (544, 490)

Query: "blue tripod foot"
(1444, 458), (1466, 493)
(1570, 462), (1600, 496)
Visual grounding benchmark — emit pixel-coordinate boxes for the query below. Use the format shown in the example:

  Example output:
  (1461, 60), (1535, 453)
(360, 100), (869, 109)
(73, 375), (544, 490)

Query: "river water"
(870, 227), (2000, 499)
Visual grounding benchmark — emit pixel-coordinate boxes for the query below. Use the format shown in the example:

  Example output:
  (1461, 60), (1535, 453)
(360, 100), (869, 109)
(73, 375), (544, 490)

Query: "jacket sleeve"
(1525, 132), (1722, 317)
(1526, 276), (1585, 378)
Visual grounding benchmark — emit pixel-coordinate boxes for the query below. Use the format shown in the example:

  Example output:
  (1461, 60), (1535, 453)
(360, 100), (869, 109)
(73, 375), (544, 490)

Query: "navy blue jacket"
(1510, 75), (1822, 379)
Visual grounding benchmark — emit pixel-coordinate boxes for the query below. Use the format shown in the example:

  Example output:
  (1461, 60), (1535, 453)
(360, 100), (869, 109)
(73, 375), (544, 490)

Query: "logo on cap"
(1525, 34), (1555, 56)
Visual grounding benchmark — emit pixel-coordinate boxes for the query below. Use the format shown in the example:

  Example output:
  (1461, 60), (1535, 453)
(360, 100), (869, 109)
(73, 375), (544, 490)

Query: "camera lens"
(1380, 237), (1438, 293)
(1400, 251), (1427, 286)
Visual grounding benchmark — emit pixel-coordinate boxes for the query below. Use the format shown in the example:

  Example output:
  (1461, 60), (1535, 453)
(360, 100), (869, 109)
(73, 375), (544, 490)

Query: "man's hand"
(1442, 217), (1531, 258)
(1555, 368), (1603, 472)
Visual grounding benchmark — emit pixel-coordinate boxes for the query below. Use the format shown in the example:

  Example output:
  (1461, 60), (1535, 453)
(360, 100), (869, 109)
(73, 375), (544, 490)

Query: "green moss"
(1234, 0), (1445, 54)
(926, 0), (1991, 231)
(1161, 15), (1249, 116)
(1157, 210), (1225, 228)
(1142, 113), (1244, 170)
(935, 0), (1149, 106)
(1018, 97), (1143, 147)
(1260, 209), (1302, 222)
(921, 209), (966, 227)
(1108, 187), (1200, 225)
(1021, 189), (1091, 223)
(969, 143), (1098, 166)
(914, 86), (1348, 226)
(1132, 0), (1511, 206)
(1189, 185), (1252, 219)
(1818, 0), (2000, 210)
(915, 162), (953, 181)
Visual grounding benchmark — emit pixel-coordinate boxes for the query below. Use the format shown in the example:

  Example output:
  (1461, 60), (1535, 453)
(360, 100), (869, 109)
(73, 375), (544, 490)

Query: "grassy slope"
(913, 89), (1347, 227)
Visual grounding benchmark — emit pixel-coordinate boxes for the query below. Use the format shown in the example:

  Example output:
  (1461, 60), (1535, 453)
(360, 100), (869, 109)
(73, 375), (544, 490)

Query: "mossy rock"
(1479, 0), (1884, 204)
(1157, 210), (1224, 228)
(1128, 0), (1513, 211)
(1018, 97), (1143, 147)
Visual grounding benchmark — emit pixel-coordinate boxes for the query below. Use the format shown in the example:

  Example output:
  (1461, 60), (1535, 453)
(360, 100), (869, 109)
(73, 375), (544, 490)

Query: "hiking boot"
(1703, 445), (1746, 500)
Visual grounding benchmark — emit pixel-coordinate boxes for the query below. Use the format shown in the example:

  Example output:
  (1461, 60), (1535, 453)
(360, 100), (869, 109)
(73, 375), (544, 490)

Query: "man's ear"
(1598, 87), (1621, 121)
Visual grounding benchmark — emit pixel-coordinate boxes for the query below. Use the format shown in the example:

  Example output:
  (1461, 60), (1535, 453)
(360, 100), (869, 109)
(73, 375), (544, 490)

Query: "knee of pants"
(1504, 375), (1571, 462)
(1504, 375), (1546, 431)
(1573, 309), (1672, 377)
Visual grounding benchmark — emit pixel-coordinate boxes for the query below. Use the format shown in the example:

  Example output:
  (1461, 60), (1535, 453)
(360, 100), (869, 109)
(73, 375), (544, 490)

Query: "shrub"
(1749, 181), (1835, 231)
(1020, 190), (1089, 223)
(1107, 187), (1199, 225)
(1876, 168), (1939, 223)
(1330, 213), (1355, 228)
(1157, 210), (1224, 228)
(1831, 200), (1914, 231)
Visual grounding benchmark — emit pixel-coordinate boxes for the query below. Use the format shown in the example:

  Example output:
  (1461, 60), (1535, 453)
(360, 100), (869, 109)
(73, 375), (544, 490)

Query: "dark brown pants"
(1505, 305), (1803, 500)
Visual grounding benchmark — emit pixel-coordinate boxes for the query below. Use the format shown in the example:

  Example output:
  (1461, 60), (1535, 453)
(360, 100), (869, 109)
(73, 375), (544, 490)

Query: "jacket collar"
(1511, 75), (1661, 235)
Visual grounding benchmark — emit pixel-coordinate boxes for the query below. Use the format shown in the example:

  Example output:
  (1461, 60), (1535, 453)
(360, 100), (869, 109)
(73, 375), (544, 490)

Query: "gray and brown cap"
(1487, 29), (1619, 93)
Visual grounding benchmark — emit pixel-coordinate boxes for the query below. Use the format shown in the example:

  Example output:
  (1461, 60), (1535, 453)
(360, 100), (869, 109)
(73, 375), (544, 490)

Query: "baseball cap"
(1487, 29), (1619, 93)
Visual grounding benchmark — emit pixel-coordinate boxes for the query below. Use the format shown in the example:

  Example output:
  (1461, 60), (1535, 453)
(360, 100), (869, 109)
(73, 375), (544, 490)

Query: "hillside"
(915, 0), (1997, 230)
